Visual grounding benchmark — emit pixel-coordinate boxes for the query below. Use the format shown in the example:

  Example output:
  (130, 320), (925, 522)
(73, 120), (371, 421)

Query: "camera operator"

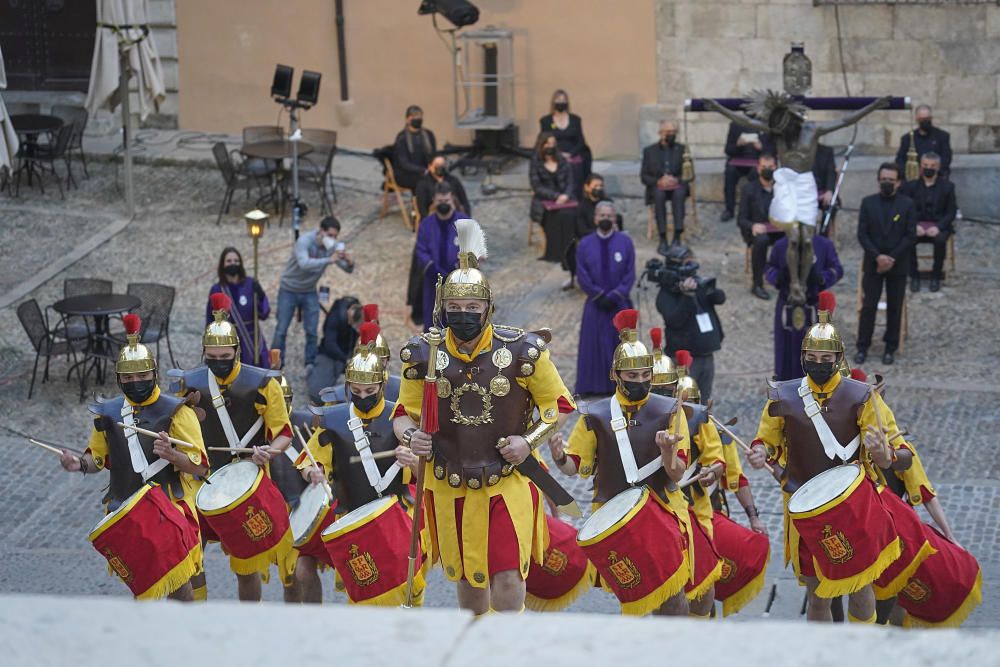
(647, 245), (725, 401)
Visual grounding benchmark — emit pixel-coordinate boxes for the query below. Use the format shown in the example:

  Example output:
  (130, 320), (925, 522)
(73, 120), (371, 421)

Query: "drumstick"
(207, 446), (255, 453)
(348, 449), (398, 463)
(27, 438), (64, 456)
(669, 389), (685, 470)
(115, 422), (198, 450)
(293, 425), (332, 501)
(707, 413), (775, 474)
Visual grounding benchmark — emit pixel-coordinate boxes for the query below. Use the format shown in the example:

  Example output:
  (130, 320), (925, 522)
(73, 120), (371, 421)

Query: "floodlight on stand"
(296, 70), (322, 108)
(418, 0), (479, 28)
(271, 64), (294, 101)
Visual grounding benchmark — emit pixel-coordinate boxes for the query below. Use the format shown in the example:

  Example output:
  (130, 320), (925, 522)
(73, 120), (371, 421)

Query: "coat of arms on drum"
(541, 547), (569, 576)
(608, 550), (642, 589)
(104, 549), (134, 584)
(242, 505), (274, 542)
(719, 557), (737, 584)
(900, 578), (932, 603)
(347, 544), (379, 586)
(819, 525), (854, 564)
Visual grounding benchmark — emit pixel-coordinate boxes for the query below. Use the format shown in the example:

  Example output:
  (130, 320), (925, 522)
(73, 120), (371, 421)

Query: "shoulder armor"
(491, 325), (525, 343)
(400, 335), (430, 365)
(684, 402), (709, 427)
(166, 368), (186, 394)
(89, 394), (124, 418)
(766, 378), (800, 402)
(239, 364), (273, 389)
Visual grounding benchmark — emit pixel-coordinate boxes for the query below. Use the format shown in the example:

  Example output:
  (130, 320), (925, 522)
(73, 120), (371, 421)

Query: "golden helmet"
(648, 327), (677, 387)
(278, 374), (293, 410)
(609, 310), (654, 380)
(362, 304), (391, 362)
(437, 219), (492, 325)
(116, 314), (156, 374)
(801, 291), (843, 355)
(204, 292), (239, 349)
(345, 323), (387, 386)
(673, 350), (701, 403)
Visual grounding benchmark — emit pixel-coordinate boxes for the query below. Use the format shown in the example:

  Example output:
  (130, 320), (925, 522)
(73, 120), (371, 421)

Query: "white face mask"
(322, 235), (336, 250)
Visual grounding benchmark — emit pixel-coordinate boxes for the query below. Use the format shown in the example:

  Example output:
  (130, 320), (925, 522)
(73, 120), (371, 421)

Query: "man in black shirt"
(641, 120), (689, 253)
(721, 121), (772, 221)
(414, 154), (471, 220)
(393, 105), (436, 190)
(855, 163), (917, 366)
(738, 154), (785, 300)
(900, 152), (956, 292)
(896, 105), (952, 178)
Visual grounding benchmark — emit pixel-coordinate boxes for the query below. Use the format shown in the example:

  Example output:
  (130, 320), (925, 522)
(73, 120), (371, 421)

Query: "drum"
(196, 461), (294, 576)
(577, 487), (688, 616)
(900, 524), (982, 628)
(712, 513), (770, 616)
(873, 490), (935, 600)
(290, 483), (336, 566)
(89, 485), (200, 600)
(321, 496), (424, 605)
(684, 508), (723, 601)
(525, 514), (596, 612)
(788, 464), (900, 598)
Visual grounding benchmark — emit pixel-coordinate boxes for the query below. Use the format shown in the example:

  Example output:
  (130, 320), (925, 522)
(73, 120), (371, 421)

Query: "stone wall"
(640, 0), (1000, 158)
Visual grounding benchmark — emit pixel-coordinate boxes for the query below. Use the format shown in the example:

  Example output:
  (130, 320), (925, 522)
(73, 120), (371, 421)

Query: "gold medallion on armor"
(607, 550), (641, 589)
(400, 347), (412, 362)
(436, 350), (450, 371)
(527, 346), (540, 360)
(437, 376), (452, 398)
(449, 382), (494, 426)
(492, 347), (512, 370)
(520, 362), (535, 376)
(242, 505), (274, 542)
(489, 375), (510, 397)
(347, 544), (379, 586)
(819, 525), (854, 564)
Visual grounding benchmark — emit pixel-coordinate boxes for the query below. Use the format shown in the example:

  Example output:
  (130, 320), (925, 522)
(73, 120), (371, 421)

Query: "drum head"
(290, 483), (330, 544)
(578, 487), (645, 542)
(322, 496), (395, 538)
(787, 464), (862, 514)
(91, 486), (147, 532)
(196, 460), (261, 512)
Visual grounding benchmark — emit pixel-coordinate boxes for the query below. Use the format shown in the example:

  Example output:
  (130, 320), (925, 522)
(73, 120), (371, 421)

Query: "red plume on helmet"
(850, 368), (868, 382)
(675, 350), (693, 368)
(649, 327), (663, 351)
(612, 309), (639, 332)
(359, 322), (380, 346)
(817, 290), (836, 315)
(123, 313), (142, 336)
(209, 292), (232, 314)
(363, 304), (379, 323)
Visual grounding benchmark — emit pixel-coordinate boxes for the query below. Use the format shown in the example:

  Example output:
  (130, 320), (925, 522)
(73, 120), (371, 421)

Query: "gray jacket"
(279, 230), (334, 293)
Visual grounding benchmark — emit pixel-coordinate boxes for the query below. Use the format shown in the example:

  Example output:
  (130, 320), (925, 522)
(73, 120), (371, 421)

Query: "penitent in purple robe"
(414, 211), (467, 330)
(207, 279), (270, 365)
(575, 230), (635, 395)
(765, 234), (844, 381)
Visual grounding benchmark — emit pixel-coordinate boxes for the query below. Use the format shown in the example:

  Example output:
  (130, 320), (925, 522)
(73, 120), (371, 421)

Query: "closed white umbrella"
(84, 0), (165, 216)
(0, 44), (20, 175)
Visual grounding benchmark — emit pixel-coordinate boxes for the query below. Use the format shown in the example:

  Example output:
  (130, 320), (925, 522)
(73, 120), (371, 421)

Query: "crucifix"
(686, 44), (910, 313)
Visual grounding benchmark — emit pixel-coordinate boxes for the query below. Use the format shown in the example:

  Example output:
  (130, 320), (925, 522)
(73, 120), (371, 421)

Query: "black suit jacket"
(812, 145), (837, 193)
(899, 178), (957, 234)
(724, 121), (774, 159)
(895, 126), (952, 174)
(640, 141), (686, 204)
(857, 193), (917, 276)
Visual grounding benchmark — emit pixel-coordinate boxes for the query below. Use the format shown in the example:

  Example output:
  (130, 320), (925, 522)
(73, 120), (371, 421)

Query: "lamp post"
(245, 209), (269, 366)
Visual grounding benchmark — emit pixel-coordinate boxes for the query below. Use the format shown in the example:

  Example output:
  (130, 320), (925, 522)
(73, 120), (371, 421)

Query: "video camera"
(641, 244), (711, 292)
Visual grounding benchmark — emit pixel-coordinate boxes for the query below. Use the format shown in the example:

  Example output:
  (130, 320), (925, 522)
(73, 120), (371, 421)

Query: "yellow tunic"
(721, 429), (746, 495)
(397, 325), (574, 587)
(86, 386), (207, 516)
(689, 419), (725, 536)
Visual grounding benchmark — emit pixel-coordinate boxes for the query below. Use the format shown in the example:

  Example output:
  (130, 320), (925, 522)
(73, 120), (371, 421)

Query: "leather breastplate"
(401, 327), (548, 489)
(767, 378), (869, 493)
(91, 394), (185, 504)
(316, 402), (403, 512)
(173, 365), (274, 470)
(587, 393), (678, 504)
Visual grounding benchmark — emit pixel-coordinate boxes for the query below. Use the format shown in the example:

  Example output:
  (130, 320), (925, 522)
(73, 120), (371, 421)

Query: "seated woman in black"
(529, 131), (576, 264)
(539, 89), (590, 199)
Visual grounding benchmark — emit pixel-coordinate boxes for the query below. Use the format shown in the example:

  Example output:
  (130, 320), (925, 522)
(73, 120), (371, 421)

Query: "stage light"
(418, 0), (479, 29)
(297, 70), (322, 108)
(271, 64), (293, 100)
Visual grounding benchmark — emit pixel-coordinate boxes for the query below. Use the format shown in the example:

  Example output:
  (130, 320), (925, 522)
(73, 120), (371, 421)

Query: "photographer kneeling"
(647, 245), (725, 401)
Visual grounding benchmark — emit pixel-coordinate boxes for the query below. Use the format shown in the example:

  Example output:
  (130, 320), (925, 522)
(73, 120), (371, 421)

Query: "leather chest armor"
(400, 326), (547, 490)
(586, 393), (679, 504)
(91, 394), (186, 504)
(315, 401), (404, 511)
(767, 377), (869, 494)
(171, 364), (274, 471)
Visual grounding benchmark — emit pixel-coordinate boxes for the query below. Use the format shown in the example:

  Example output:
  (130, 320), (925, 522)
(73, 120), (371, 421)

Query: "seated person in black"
(738, 154), (785, 301)
(307, 296), (361, 404)
(539, 89), (590, 199)
(562, 174), (623, 290)
(414, 154), (471, 220)
(900, 152), (956, 293)
(896, 105), (952, 179)
(392, 105), (436, 190)
(641, 120), (689, 253)
(721, 121), (773, 221)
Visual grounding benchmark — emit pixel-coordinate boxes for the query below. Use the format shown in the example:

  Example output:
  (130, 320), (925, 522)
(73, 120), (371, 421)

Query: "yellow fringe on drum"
(903, 569), (983, 629)
(228, 527), (295, 577)
(721, 547), (771, 617)
(621, 552), (690, 617)
(873, 540), (937, 600)
(525, 561), (597, 612)
(686, 558), (724, 602)
(134, 543), (201, 601)
(813, 537), (902, 598)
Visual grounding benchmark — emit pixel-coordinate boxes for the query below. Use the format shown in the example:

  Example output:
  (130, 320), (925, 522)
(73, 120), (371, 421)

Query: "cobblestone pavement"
(0, 156), (997, 626)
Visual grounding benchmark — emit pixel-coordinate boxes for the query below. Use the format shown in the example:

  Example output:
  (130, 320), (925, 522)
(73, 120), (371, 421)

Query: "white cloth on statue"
(770, 167), (818, 227)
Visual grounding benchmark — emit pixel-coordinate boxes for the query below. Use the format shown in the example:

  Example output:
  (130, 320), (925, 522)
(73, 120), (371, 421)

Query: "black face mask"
(879, 181), (896, 197)
(922, 168), (937, 179)
(410, 118), (423, 130)
(352, 392), (380, 414)
(446, 311), (484, 342)
(554, 102), (568, 113)
(206, 357), (236, 379)
(760, 167), (774, 181)
(543, 147), (557, 157)
(597, 218), (614, 233)
(918, 119), (932, 132)
(621, 380), (651, 402)
(436, 202), (452, 217)
(590, 188), (605, 201)
(803, 359), (837, 387)
(122, 379), (156, 404)
(433, 168), (445, 177)
(662, 134), (676, 146)
(223, 264), (242, 277)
